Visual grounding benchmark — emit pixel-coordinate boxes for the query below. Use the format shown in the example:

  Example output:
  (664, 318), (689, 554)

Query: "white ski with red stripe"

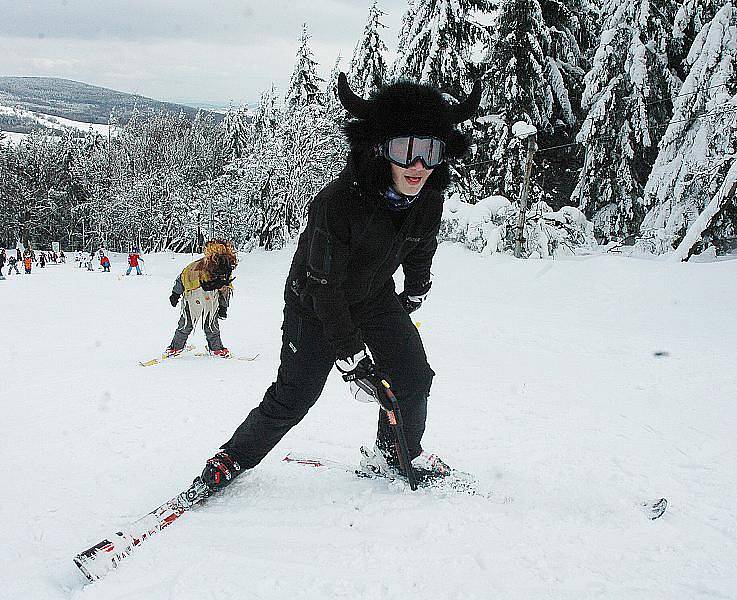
(73, 477), (209, 582)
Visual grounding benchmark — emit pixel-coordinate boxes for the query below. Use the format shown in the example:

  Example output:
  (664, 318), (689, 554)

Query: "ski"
(282, 451), (511, 502)
(194, 352), (259, 361)
(73, 476), (210, 582)
(283, 452), (667, 518)
(139, 344), (195, 367)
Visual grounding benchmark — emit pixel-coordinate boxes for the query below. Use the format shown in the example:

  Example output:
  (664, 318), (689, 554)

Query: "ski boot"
(210, 348), (232, 358)
(164, 346), (184, 358)
(201, 450), (243, 491)
(359, 445), (476, 491)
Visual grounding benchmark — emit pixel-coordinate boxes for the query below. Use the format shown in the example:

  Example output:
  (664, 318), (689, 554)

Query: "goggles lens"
(384, 136), (445, 168)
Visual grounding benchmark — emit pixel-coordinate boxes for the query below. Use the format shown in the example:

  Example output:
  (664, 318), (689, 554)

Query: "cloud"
(0, 0), (406, 103)
(0, 0), (402, 45)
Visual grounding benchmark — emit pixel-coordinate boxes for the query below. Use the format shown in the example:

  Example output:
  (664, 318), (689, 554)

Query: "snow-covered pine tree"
(670, 0), (724, 79)
(536, 0), (600, 207)
(284, 24), (325, 110)
(463, 0), (553, 206)
(458, 0), (596, 208)
(392, 0), (415, 82)
(325, 55), (345, 118)
(349, 1), (389, 97)
(638, 1), (737, 254)
(542, 0), (598, 124)
(392, 0), (491, 98)
(253, 85), (280, 139)
(571, 0), (679, 241)
(221, 105), (250, 162)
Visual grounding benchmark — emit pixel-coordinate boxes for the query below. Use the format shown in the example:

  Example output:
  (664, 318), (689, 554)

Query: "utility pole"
(208, 196), (213, 241)
(513, 122), (538, 259)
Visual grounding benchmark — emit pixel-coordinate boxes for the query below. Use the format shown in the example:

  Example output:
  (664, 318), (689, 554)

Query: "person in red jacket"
(100, 254), (111, 272)
(125, 248), (144, 275)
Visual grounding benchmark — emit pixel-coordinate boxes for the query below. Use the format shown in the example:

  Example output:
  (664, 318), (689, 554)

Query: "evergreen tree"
(462, 0), (553, 206)
(639, 1), (737, 253)
(670, 0), (724, 78)
(392, 0), (492, 97)
(221, 105), (250, 162)
(457, 0), (596, 209)
(325, 55), (346, 120)
(285, 24), (325, 110)
(571, 0), (679, 241)
(392, 0), (416, 82)
(349, 1), (389, 97)
(254, 84), (280, 137)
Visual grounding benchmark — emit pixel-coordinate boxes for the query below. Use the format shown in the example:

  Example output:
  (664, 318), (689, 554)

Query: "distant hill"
(0, 77), (223, 126)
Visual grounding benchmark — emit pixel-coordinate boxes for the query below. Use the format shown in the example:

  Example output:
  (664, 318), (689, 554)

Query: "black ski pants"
(222, 288), (435, 469)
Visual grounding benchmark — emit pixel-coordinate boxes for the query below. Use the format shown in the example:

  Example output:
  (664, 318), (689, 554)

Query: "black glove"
(169, 293), (180, 307)
(398, 281), (432, 314)
(397, 291), (423, 314)
(336, 350), (391, 411)
(201, 275), (235, 291)
(218, 306), (228, 319)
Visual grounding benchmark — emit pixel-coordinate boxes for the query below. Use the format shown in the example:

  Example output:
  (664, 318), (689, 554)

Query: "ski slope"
(1, 244), (735, 599)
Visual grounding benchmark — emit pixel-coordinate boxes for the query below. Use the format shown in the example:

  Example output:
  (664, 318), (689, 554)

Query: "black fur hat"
(338, 73), (481, 195)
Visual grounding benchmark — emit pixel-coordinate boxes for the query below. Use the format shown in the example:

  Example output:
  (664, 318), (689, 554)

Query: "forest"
(0, 0), (734, 259)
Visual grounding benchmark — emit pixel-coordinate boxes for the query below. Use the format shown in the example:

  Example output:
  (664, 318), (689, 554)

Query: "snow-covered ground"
(0, 130), (28, 145)
(1, 244), (735, 599)
(0, 104), (112, 144)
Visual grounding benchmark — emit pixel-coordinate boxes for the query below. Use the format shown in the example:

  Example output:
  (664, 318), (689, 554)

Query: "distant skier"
(100, 254), (111, 272)
(59, 251), (66, 263)
(23, 256), (32, 274)
(164, 239), (237, 359)
(126, 248), (144, 275)
(86, 251), (95, 271)
(39, 252), (46, 268)
(6, 255), (20, 275)
(0, 249), (5, 279)
(197, 74), (481, 493)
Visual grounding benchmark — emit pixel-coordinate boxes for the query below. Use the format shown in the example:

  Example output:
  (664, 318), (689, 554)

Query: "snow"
(0, 104), (111, 136)
(1, 245), (736, 599)
(0, 131), (28, 145)
(512, 121), (538, 138)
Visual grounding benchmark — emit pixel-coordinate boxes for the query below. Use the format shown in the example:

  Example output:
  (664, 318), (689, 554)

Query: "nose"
(407, 158), (426, 170)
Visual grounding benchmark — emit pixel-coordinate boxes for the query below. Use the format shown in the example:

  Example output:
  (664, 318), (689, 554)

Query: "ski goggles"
(379, 135), (446, 169)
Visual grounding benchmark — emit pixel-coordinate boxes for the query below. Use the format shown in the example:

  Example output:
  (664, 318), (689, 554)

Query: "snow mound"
(441, 194), (596, 258)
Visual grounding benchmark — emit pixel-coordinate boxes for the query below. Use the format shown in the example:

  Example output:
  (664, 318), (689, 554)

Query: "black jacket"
(285, 158), (442, 359)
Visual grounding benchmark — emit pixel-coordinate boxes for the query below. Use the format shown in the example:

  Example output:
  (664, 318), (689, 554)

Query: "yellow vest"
(179, 258), (233, 293)
(180, 258), (213, 293)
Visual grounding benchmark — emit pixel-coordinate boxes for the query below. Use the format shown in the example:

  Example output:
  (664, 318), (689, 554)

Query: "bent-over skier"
(165, 239), (237, 358)
(199, 74), (481, 492)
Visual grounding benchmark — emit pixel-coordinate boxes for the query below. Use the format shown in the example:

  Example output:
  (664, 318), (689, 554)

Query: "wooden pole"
(515, 133), (538, 258)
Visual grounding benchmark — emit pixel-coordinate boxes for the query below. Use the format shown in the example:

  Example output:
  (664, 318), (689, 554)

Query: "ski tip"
(73, 556), (97, 583)
(644, 497), (668, 520)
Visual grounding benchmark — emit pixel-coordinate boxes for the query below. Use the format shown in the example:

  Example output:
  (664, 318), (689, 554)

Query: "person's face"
(390, 159), (434, 196)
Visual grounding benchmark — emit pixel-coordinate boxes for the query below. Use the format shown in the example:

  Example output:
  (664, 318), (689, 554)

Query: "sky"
(0, 0), (406, 106)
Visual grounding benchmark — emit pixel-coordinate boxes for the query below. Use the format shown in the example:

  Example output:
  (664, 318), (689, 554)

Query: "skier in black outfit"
(200, 73), (481, 491)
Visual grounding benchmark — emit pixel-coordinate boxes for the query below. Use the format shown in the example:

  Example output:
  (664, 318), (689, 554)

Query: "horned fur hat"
(337, 72), (481, 194)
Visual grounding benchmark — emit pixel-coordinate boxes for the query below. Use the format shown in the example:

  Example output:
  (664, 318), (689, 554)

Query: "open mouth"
(405, 175), (423, 186)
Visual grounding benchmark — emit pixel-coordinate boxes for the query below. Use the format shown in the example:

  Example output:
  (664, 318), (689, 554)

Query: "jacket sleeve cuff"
(335, 333), (366, 362)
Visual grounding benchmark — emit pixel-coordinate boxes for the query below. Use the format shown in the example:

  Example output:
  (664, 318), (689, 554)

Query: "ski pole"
(381, 380), (418, 491)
